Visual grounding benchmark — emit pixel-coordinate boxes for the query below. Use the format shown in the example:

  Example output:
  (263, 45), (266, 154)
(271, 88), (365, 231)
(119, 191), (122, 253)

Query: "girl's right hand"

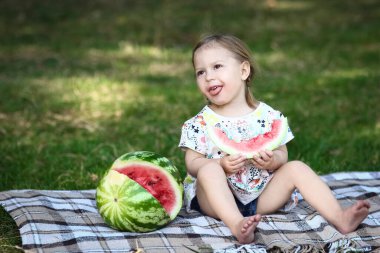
(220, 154), (246, 175)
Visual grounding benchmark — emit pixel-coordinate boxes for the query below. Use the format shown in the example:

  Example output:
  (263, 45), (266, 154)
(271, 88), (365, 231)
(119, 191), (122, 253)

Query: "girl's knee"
(281, 160), (312, 174)
(275, 160), (315, 188)
(197, 163), (224, 181)
(287, 160), (309, 168)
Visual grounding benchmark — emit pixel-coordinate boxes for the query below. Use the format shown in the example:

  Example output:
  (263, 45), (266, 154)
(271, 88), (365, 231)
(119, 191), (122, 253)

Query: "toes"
(247, 218), (254, 224)
(241, 217), (258, 233)
(363, 200), (371, 209)
(242, 220), (253, 230)
(356, 200), (371, 210)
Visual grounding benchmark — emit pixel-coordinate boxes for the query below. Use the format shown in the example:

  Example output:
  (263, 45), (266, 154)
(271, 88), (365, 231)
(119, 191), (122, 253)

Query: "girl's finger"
(263, 150), (273, 159)
(232, 161), (246, 170)
(230, 155), (246, 166)
(259, 152), (269, 161)
(253, 154), (262, 162)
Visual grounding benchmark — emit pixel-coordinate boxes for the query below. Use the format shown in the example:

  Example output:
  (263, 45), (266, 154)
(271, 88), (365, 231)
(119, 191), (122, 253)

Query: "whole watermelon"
(96, 151), (183, 232)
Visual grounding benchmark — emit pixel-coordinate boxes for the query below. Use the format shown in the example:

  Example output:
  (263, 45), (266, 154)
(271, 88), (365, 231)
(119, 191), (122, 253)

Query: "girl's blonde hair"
(192, 34), (257, 108)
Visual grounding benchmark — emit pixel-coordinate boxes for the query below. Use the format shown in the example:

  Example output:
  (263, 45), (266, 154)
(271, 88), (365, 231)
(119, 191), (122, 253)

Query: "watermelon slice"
(96, 151), (183, 232)
(207, 117), (289, 158)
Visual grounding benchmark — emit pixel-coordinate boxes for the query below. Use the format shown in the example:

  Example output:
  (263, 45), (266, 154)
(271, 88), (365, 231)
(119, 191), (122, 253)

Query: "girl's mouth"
(208, 85), (223, 96)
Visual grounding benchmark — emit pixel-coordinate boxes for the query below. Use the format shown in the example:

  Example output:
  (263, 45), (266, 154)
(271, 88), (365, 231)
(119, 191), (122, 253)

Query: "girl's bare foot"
(335, 200), (371, 234)
(235, 214), (261, 244)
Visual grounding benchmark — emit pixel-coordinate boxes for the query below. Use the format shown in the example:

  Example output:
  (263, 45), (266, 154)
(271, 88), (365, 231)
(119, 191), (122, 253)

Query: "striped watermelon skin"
(96, 170), (171, 232)
(96, 151), (183, 232)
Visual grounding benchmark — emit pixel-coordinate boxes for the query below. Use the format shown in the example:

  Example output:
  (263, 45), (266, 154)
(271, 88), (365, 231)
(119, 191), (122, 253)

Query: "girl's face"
(193, 44), (250, 109)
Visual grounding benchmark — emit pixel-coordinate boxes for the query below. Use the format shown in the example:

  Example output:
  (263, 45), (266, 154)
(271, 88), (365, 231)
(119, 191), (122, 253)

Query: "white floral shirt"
(178, 102), (294, 211)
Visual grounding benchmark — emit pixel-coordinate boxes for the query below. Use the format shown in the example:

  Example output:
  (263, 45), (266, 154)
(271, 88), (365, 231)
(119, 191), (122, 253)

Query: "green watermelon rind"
(96, 170), (171, 232)
(207, 117), (289, 159)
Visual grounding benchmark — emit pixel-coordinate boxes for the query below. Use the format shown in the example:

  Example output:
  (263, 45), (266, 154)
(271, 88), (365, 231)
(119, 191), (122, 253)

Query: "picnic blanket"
(1, 172), (379, 253)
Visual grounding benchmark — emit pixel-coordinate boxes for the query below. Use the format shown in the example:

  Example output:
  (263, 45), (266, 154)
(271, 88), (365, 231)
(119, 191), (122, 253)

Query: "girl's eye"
(196, 70), (205, 77)
(214, 64), (223, 70)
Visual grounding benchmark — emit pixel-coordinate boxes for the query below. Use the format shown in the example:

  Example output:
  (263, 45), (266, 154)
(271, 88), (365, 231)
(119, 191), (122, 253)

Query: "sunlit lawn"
(0, 0), (379, 251)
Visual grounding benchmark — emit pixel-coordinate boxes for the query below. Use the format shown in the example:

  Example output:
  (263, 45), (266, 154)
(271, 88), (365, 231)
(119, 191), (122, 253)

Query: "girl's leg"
(257, 161), (370, 234)
(196, 162), (261, 244)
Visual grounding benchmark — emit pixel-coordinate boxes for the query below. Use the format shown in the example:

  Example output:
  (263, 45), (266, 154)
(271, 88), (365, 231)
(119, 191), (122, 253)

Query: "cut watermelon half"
(96, 151), (183, 232)
(115, 162), (181, 218)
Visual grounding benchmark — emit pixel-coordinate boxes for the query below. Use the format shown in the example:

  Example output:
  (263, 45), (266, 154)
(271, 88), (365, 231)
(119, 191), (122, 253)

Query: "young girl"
(178, 34), (371, 244)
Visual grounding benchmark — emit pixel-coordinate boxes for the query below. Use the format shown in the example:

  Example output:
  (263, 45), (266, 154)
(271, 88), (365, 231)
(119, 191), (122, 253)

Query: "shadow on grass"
(0, 207), (22, 252)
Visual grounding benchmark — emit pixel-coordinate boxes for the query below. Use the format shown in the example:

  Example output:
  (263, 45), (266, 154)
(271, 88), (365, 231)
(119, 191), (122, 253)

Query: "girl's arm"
(184, 148), (216, 177)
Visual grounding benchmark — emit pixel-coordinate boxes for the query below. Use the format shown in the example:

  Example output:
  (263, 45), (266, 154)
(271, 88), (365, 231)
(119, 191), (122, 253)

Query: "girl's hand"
(251, 150), (274, 170)
(220, 154), (246, 175)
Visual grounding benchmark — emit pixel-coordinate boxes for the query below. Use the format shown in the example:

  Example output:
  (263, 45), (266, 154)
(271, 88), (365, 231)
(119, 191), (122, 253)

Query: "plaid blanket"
(1, 172), (379, 253)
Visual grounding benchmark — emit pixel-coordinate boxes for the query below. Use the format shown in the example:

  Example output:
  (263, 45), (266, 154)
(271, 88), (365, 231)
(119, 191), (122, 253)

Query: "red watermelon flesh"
(116, 165), (176, 215)
(216, 119), (282, 149)
(209, 118), (288, 158)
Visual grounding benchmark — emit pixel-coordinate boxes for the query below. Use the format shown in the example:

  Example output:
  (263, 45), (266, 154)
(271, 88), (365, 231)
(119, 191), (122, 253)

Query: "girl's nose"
(205, 70), (215, 81)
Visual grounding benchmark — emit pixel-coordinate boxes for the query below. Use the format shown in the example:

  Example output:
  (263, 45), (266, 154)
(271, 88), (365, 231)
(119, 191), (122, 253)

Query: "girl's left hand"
(251, 150), (273, 170)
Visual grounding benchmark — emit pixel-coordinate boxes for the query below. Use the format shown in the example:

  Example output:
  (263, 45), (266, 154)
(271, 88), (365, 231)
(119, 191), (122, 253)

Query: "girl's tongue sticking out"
(209, 85), (223, 96)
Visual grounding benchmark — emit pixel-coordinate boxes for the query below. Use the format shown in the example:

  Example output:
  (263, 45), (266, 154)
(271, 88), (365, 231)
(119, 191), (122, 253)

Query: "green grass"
(1, 0), (379, 250)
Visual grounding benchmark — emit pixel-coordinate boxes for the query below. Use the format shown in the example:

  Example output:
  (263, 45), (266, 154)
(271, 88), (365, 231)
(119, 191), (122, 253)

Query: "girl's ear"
(241, 61), (251, 81)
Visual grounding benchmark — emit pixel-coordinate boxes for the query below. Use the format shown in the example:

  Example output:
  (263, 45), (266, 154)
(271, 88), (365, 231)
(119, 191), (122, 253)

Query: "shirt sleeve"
(277, 110), (294, 146)
(178, 116), (208, 155)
